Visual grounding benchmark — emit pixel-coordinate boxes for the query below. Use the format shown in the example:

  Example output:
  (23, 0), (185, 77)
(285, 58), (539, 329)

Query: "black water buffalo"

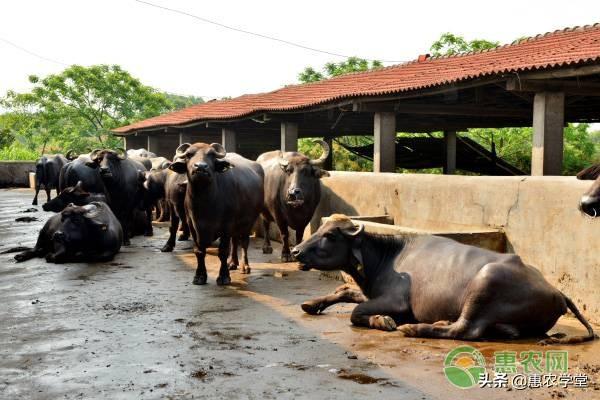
(169, 142), (264, 285)
(293, 214), (596, 344)
(59, 155), (107, 194)
(32, 154), (68, 205)
(143, 168), (189, 252)
(15, 202), (122, 263)
(257, 140), (330, 262)
(87, 149), (149, 244)
(43, 181), (108, 212)
(577, 163), (600, 218)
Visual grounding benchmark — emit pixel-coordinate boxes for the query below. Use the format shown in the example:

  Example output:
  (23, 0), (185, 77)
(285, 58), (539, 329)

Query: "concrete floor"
(1, 188), (599, 400)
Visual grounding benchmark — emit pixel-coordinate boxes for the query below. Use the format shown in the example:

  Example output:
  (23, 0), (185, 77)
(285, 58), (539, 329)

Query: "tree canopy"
(298, 57), (382, 83)
(0, 64), (201, 157)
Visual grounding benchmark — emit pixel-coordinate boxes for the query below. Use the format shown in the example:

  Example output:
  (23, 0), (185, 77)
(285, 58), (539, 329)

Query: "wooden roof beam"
(353, 101), (530, 118)
(507, 78), (600, 96)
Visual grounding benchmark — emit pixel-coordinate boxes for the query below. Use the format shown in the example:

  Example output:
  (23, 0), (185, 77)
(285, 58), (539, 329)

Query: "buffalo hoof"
(177, 234), (189, 241)
(160, 244), (174, 252)
(144, 230), (154, 237)
(241, 266), (251, 274)
(281, 253), (294, 263)
(370, 315), (397, 331)
(14, 253), (28, 263)
(301, 300), (325, 315)
(32, 199), (38, 206)
(216, 275), (231, 286)
(228, 262), (238, 271)
(193, 274), (207, 285)
(123, 239), (131, 246)
(262, 245), (273, 254)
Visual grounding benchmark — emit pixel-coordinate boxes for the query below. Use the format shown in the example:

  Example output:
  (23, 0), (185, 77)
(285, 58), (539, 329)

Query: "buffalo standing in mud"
(15, 202), (122, 263)
(257, 140), (330, 262)
(86, 149), (150, 244)
(577, 163), (600, 218)
(32, 154), (68, 205)
(294, 214), (596, 344)
(170, 143), (264, 285)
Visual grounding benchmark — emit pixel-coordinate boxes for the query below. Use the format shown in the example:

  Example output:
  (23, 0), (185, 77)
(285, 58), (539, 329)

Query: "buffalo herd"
(14, 145), (597, 343)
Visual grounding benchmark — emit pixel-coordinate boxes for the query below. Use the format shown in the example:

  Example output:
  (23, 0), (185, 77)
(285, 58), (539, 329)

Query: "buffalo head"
(292, 214), (364, 271)
(169, 142), (232, 183)
(279, 140), (330, 208)
(54, 203), (108, 252)
(43, 181), (90, 212)
(577, 164), (600, 218)
(87, 148), (127, 179)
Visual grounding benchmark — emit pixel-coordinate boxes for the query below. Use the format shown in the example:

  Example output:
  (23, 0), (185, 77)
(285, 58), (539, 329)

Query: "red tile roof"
(114, 24), (600, 134)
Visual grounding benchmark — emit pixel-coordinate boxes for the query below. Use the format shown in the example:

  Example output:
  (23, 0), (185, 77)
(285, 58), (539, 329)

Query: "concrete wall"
(311, 172), (600, 323)
(0, 161), (36, 188)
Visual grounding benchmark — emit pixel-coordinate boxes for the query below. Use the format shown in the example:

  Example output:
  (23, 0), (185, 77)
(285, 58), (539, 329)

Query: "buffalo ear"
(577, 164), (600, 180)
(215, 159), (233, 173)
(169, 160), (187, 174)
(313, 167), (330, 178)
(85, 161), (99, 169)
(340, 223), (365, 238)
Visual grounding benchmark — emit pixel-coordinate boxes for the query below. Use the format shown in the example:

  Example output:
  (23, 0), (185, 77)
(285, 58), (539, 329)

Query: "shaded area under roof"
(338, 136), (527, 176)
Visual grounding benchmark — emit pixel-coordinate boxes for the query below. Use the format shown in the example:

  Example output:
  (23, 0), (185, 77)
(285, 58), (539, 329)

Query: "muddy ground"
(1, 188), (598, 400)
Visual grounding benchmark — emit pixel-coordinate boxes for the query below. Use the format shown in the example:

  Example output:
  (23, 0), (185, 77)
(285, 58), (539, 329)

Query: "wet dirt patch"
(101, 302), (156, 314)
(20, 208), (38, 213)
(190, 369), (208, 379)
(15, 216), (38, 222)
(336, 369), (388, 385)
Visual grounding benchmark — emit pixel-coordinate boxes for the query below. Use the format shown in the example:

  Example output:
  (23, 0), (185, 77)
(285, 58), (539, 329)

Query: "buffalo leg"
(161, 206), (178, 252)
(302, 286), (366, 315)
(228, 237), (239, 270)
(397, 317), (487, 340)
(294, 227), (304, 249)
(277, 220), (293, 262)
(261, 218), (273, 254)
(45, 187), (51, 203)
(144, 208), (153, 236)
(350, 297), (414, 331)
(32, 183), (41, 205)
(239, 235), (251, 274)
(121, 217), (131, 246)
(176, 206), (189, 241)
(192, 244), (208, 285)
(216, 235), (231, 286)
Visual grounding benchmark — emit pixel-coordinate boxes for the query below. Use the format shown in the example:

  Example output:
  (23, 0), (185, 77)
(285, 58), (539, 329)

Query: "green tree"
(2, 64), (173, 154)
(163, 92), (204, 110)
(298, 57), (382, 83)
(430, 33), (499, 56)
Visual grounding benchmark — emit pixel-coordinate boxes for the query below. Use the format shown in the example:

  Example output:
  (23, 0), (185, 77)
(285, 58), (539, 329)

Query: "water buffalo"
(32, 154), (68, 205)
(143, 168), (189, 252)
(127, 148), (156, 158)
(59, 155), (107, 194)
(15, 202), (122, 263)
(577, 163), (600, 218)
(257, 140), (330, 262)
(86, 149), (149, 244)
(43, 181), (108, 212)
(293, 214), (596, 344)
(169, 142), (264, 285)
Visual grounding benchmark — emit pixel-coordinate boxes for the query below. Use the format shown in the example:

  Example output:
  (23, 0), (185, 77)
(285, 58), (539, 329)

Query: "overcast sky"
(1, 0), (599, 100)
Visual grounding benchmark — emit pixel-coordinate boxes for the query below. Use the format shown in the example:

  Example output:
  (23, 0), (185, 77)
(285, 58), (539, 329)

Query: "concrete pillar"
(531, 92), (565, 176)
(323, 137), (333, 170)
(281, 122), (298, 152)
(443, 130), (457, 175)
(147, 135), (159, 155)
(373, 112), (396, 173)
(221, 128), (237, 153)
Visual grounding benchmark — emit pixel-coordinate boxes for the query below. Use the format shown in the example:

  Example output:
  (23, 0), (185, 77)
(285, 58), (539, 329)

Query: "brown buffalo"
(293, 214), (596, 344)
(577, 163), (600, 218)
(257, 140), (330, 262)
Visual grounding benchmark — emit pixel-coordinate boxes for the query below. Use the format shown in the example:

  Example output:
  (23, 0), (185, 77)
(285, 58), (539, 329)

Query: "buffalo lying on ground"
(33, 154), (68, 205)
(257, 140), (330, 262)
(170, 142), (264, 285)
(293, 214), (596, 344)
(15, 202), (122, 263)
(43, 181), (108, 212)
(143, 168), (189, 252)
(577, 163), (600, 218)
(86, 149), (149, 244)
